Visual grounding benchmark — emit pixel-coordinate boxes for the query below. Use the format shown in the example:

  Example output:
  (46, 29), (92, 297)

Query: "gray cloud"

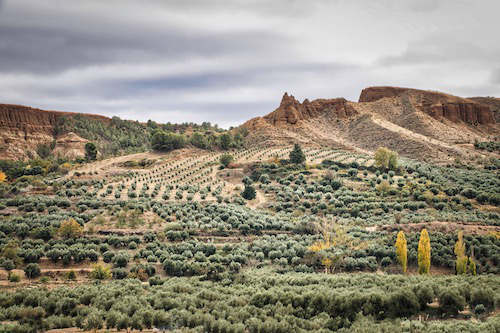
(0, 0), (499, 127)
(408, 0), (441, 12)
(492, 69), (500, 85)
(378, 38), (499, 67)
(0, 23), (288, 74)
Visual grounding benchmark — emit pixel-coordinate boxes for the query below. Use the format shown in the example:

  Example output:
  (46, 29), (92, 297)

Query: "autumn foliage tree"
(0, 171), (6, 182)
(395, 231), (407, 273)
(89, 264), (111, 280)
(308, 220), (367, 273)
(58, 218), (83, 239)
(417, 228), (431, 274)
(454, 231), (476, 275)
(374, 147), (398, 171)
(454, 231), (467, 275)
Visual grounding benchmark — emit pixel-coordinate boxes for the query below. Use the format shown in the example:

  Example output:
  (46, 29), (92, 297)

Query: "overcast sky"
(0, 0), (499, 127)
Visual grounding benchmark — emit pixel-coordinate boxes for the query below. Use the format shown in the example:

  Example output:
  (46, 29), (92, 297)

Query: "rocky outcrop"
(0, 104), (109, 160)
(241, 87), (499, 164)
(359, 86), (413, 103)
(428, 103), (494, 124)
(468, 97), (500, 123)
(359, 86), (495, 125)
(52, 132), (89, 159)
(263, 93), (357, 126)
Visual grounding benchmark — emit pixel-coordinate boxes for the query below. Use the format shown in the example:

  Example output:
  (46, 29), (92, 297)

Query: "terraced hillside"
(0, 142), (498, 331)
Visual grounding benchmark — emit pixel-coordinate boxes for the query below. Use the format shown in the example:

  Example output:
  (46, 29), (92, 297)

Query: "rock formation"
(359, 86), (495, 125)
(263, 93), (357, 126)
(0, 104), (109, 159)
(241, 86), (498, 163)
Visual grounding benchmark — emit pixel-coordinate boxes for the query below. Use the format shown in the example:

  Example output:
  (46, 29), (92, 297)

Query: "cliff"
(0, 104), (109, 160)
(241, 86), (498, 163)
(359, 86), (495, 125)
(263, 93), (357, 126)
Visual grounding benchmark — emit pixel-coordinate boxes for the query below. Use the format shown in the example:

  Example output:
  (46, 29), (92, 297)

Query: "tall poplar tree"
(417, 228), (431, 274)
(454, 230), (467, 275)
(395, 231), (407, 273)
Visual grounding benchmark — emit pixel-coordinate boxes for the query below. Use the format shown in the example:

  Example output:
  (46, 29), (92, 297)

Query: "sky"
(0, 0), (499, 128)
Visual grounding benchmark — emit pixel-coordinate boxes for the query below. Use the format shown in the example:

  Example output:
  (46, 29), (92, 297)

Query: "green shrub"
(24, 263), (41, 279)
(439, 289), (465, 315)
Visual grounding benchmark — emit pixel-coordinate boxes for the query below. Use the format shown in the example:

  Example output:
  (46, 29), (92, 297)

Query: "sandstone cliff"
(0, 104), (109, 160)
(242, 86), (498, 163)
(263, 93), (357, 126)
(359, 86), (495, 125)
(468, 97), (500, 124)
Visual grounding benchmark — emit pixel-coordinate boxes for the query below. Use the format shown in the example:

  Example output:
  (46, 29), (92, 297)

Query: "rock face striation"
(0, 104), (108, 159)
(241, 86), (498, 163)
(263, 93), (357, 126)
(359, 86), (495, 125)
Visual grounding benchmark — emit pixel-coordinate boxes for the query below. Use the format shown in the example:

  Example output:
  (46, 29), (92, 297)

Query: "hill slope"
(242, 86), (499, 163)
(0, 104), (153, 160)
(0, 104), (110, 160)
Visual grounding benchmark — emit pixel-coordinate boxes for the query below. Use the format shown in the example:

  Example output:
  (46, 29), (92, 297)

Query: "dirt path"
(246, 189), (267, 209)
(371, 116), (464, 153)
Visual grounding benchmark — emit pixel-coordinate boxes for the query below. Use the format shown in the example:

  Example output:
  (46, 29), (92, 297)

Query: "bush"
(242, 185), (256, 200)
(439, 289), (465, 315)
(113, 253), (130, 268)
(476, 192), (489, 204)
(470, 288), (495, 311)
(381, 257), (392, 267)
(474, 304), (486, 316)
(9, 273), (20, 282)
(24, 263), (41, 279)
(112, 268), (129, 279)
(461, 188), (477, 199)
(89, 264), (111, 280)
(388, 289), (420, 317)
(414, 284), (434, 310)
(220, 154), (234, 168)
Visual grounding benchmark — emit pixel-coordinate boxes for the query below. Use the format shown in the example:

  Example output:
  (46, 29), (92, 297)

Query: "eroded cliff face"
(241, 87), (499, 163)
(359, 86), (495, 125)
(0, 104), (107, 160)
(428, 103), (494, 124)
(263, 93), (357, 126)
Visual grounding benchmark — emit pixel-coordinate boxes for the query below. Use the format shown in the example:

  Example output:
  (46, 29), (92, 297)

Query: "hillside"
(0, 104), (111, 160)
(0, 91), (499, 332)
(242, 86), (499, 163)
(0, 104), (228, 161)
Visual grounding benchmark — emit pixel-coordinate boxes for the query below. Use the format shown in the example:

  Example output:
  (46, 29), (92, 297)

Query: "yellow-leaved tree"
(417, 228), (431, 274)
(395, 231), (407, 273)
(374, 147), (399, 171)
(454, 231), (476, 275)
(58, 218), (83, 239)
(0, 171), (6, 183)
(454, 230), (467, 275)
(308, 220), (367, 273)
